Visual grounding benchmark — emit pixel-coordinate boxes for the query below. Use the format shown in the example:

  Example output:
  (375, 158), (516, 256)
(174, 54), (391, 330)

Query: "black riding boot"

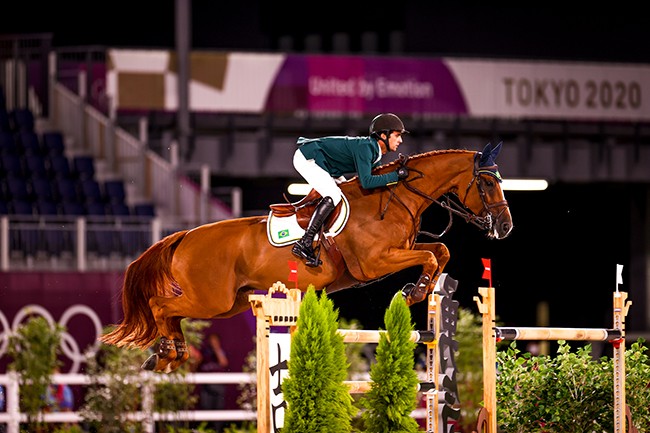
(292, 196), (335, 267)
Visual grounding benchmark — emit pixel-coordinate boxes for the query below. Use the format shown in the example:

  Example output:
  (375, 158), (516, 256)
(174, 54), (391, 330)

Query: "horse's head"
(462, 142), (513, 239)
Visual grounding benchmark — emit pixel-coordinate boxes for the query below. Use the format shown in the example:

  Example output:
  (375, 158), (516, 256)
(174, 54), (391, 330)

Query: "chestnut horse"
(101, 142), (513, 372)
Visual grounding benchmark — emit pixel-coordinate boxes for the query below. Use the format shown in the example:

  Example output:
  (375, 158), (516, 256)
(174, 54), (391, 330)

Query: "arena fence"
(0, 371), (256, 433)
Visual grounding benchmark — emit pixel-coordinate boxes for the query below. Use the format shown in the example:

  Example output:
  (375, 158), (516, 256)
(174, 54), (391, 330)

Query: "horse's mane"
(342, 148), (475, 187)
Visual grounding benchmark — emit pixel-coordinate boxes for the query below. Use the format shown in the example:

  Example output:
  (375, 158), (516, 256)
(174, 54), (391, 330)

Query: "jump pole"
(249, 282), (302, 433)
(473, 287), (631, 433)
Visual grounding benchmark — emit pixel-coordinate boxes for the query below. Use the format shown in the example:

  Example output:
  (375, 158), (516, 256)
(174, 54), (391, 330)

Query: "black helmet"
(369, 113), (409, 136)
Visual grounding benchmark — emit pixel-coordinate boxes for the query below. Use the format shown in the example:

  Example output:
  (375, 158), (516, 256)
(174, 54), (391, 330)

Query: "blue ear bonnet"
(477, 141), (503, 182)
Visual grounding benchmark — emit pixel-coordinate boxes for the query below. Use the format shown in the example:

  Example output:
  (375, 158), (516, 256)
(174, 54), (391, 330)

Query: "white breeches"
(293, 150), (342, 205)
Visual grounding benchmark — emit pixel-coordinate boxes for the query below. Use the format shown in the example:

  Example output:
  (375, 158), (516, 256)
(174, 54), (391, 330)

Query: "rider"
(291, 113), (410, 267)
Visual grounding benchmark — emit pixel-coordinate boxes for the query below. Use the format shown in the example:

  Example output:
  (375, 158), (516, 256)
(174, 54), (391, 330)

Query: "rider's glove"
(396, 167), (409, 180)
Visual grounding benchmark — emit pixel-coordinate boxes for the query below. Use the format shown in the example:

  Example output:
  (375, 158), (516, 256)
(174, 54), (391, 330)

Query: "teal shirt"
(297, 136), (398, 189)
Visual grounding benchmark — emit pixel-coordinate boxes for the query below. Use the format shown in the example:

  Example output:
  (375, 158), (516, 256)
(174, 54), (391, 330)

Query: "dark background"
(1, 2), (645, 337)
(3, 3), (650, 64)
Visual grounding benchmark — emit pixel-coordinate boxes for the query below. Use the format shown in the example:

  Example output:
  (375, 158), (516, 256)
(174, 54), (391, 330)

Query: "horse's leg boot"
(402, 274), (431, 306)
(292, 196), (335, 267)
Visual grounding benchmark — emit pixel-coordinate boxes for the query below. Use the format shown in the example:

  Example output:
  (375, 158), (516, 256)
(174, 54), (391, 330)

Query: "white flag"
(616, 264), (623, 285)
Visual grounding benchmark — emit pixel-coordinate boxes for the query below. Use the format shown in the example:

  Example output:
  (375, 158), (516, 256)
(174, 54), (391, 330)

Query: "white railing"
(0, 371), (257, 433)
(0, 214), (165, 271)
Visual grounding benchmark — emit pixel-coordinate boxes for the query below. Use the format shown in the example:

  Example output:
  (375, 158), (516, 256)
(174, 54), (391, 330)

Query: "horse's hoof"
(401, 283), (416, 305)
(141, 354), (158, 371)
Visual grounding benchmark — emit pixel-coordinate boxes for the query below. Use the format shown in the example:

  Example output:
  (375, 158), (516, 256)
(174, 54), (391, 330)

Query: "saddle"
(269, 189), (343, 231)
(269, 190), (359, 283)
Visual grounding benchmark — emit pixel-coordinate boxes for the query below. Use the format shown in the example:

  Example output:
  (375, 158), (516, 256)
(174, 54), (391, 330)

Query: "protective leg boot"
(292, 196), (335, 267)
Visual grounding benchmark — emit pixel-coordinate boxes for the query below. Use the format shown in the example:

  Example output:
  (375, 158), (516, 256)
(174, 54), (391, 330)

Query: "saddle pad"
(266, 194), (350, 247)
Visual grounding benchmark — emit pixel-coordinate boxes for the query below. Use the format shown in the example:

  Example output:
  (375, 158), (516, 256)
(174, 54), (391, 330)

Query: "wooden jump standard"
(250, 276), (458, 433)
(474, 286), (632, 433)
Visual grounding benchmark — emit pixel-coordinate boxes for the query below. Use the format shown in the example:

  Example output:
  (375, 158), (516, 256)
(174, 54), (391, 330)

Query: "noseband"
(392, 152), (509, 238)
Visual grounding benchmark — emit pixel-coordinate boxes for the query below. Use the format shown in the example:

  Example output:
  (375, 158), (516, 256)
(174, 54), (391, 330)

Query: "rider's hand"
(396, 167), (409, 180)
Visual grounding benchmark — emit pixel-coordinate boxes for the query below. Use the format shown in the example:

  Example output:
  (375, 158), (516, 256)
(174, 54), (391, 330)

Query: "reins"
(385, 152), (508, 240)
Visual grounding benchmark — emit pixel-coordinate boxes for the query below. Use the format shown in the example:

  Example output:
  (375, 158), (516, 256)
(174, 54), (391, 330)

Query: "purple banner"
(266, 55), (468, 115)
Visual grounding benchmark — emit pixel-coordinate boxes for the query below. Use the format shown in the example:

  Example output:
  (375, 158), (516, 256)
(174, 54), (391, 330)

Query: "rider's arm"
(353, 144), (399, 189)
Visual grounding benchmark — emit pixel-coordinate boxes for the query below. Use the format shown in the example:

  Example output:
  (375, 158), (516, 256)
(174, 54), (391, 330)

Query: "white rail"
(0, 372), (257, 433)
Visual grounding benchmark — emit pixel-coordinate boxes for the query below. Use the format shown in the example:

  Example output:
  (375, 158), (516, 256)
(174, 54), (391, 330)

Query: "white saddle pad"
(266, 194), (350, 247)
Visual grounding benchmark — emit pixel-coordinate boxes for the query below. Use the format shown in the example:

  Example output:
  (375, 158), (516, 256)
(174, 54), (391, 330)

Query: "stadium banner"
(107, 49), (650, 122)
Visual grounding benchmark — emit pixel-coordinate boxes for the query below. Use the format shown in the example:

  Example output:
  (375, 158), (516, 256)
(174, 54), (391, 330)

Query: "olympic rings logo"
(0, 305), (103, 373)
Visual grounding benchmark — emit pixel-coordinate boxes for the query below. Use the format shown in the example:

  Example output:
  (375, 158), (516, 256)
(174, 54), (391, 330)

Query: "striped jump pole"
(249, 282), (302, 433)
(473, 286), (632, 433)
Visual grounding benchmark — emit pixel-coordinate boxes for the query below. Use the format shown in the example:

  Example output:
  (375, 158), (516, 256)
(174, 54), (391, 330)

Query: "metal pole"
(175, 0), (191, 161)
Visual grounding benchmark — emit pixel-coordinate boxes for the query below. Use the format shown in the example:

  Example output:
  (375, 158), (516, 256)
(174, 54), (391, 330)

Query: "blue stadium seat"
(0, 108), (9, 132)
(103, 179), (126, 204)
(1, 153), (24, 177)
(72, 155), (95, 180)
(48, 154), (72, 179)
(36, 199), (59, 216)
(0, 131), (17, 154)
(17, 130), (42, 155)
(61, 201), (85, 216)
(6, 176), (30, 201)
(9, 199), (37, 258)
(11, 199), (33, 215)
(80, 179), (103, 203)
(55, 177), (81, 203)
(25, 154), (48, 178)
(109, 202), (130, 216)
(134, 203), (156, 218)
(9, 108), (35, 132)
(31, 177), (56, 202)
(42, 131), (65, 156)
(35, 199), (64, 256)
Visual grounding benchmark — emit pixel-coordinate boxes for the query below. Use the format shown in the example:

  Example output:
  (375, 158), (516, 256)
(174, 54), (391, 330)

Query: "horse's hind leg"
(142, 296), (190, 373)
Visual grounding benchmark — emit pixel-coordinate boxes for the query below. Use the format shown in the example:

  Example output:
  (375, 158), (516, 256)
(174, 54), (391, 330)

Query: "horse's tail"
(100, 230), (189, 349)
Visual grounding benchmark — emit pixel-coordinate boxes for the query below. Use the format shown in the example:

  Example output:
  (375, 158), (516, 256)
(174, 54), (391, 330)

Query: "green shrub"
(360, 294), (420, 433)
(7, 316), (64, 432)
(282, 287), (356, 433)
(495, 339), (650, 433)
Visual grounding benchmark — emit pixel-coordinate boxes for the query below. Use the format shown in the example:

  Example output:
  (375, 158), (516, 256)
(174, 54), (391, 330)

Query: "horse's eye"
(485, 179), (495, 187)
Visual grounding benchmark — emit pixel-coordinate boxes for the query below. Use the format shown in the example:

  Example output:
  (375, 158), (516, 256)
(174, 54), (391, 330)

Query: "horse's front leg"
(402, 242), (450, 305)
(367, 244), (447, 306)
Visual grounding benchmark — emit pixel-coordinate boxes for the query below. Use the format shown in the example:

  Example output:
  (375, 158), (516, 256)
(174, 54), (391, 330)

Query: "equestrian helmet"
(369, 113), (409, 135)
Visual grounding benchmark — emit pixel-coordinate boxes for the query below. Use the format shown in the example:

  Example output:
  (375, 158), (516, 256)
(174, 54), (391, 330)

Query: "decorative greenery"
(495, 339), (650, 433)
(282, 286), (356, 433)
(81, 319), (212, 433)
(80, 327), (149, 433)
(454, 307), (485, 432)
(7, 315), (64, 432)
(360, 294), (419, 433)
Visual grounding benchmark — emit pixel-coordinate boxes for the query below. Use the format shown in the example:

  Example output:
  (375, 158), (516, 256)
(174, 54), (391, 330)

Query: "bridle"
(383, 152), (509, 239)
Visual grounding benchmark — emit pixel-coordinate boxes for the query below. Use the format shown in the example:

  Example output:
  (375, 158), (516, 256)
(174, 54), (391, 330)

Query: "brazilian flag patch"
(277, 229), (289, 239)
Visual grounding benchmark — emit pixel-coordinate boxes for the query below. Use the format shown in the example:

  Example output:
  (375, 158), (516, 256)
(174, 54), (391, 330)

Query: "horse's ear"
(482, 142), (493, 155)
(491, 141), (503, 159)
(480, 141), (502, 167)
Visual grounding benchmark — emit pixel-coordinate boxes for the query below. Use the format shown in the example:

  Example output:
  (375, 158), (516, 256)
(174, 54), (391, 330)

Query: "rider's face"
(385, 131), (403, 153)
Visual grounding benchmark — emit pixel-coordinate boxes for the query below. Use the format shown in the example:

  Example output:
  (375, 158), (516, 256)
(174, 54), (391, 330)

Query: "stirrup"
(305, 246), (322, 267)
(292, 241), (316, 262)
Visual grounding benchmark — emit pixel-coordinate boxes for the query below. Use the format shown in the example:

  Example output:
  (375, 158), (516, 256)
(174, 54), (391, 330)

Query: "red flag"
(288, 260), (298, 288)
(481, 258), (492, 287)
